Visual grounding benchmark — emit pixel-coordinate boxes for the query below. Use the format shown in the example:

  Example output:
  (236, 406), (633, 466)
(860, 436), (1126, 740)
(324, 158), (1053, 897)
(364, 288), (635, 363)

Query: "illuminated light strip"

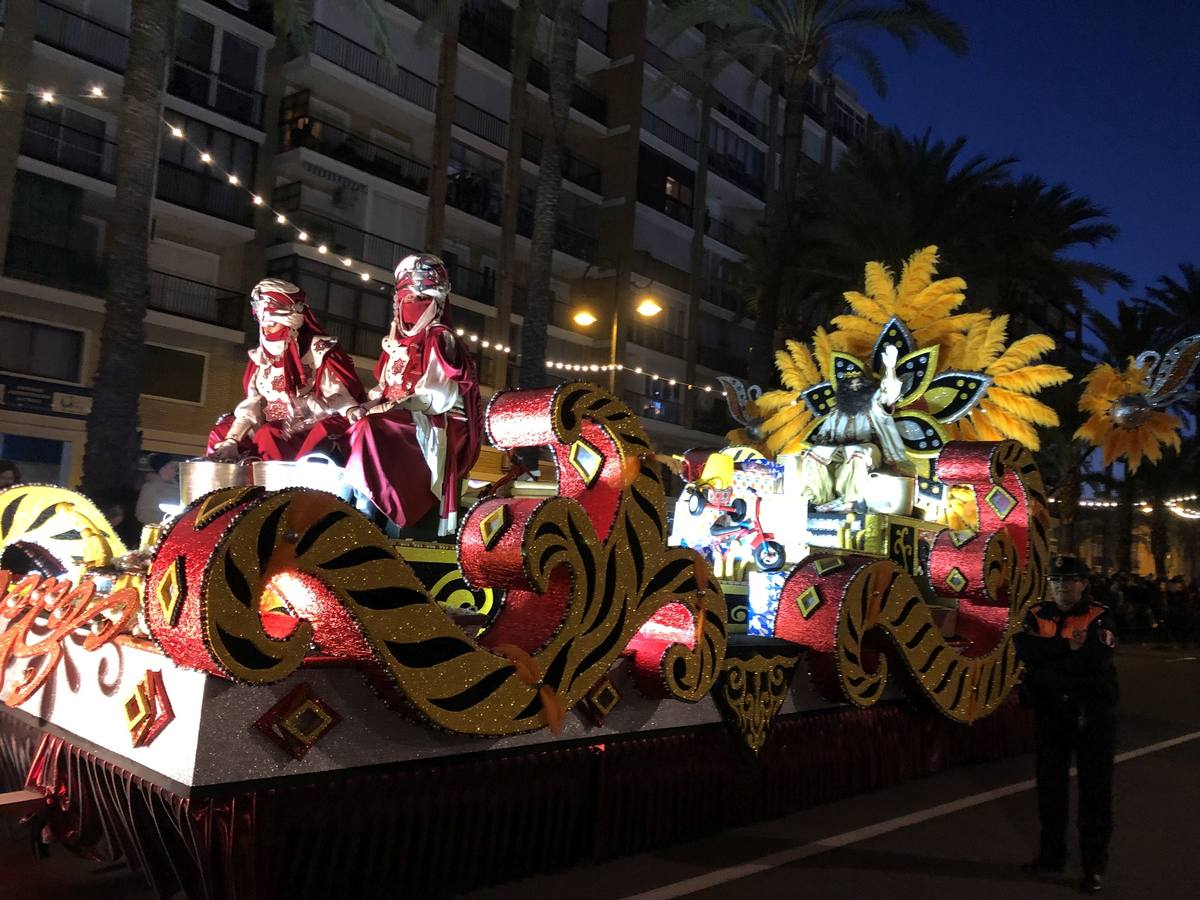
(541, 358), (720, 393)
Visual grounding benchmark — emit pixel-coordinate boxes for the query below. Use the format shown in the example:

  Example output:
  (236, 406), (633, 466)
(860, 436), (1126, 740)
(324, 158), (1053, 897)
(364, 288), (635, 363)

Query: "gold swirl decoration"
(776, 440), (1048, 723)
(145, 384), (726, 735)
(0, 484), (126, 576)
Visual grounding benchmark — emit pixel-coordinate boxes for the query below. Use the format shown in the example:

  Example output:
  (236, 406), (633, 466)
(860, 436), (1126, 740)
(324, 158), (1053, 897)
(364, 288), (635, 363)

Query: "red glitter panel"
(623, 602), (696, 697)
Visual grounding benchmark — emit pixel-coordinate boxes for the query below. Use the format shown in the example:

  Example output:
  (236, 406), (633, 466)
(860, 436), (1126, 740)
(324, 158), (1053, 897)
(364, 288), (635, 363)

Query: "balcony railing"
(643, 41), (675, 74)
(307, 23), (436, 112)
(27, 1), (264, 127)
(516, 205), (597, 263)
(713, 90), (767, 142)
(642, 110), (697, 158)
(4, 234), (243, 328)
(157, 160), (253, 226)
(705, 215), (744, 252)
(34, 0), (127, 73)
(579, 16), (607, 54)
(628, 322), (686, 357)
(169, 58), (265, 129)
(20, 111), (116, 181)
(523, 133), (602, 194)
(454, 97), (509, 148)
(707, 152), (764, 198)
(279, 110), (431, 195)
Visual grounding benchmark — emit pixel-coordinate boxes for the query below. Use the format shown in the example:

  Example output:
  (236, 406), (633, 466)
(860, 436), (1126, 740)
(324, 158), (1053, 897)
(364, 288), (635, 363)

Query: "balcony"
(707, 152), (764, 198)
(516, 206), (597, 263)
(24, 1), (265, 128)
(279, 107), (431, 195)
(454, 97), (509, 148)
(522, 133), (603, 195)
(698, 343), (748, 378)
(527, 59), (608, 126)
(642, 111), (697, 158)
(306, 23), (436, 112)
(21, 110), (115, 182)
(32, 0), (127, 73)
(579, 15), (607, 54)
(628, 321), (686, 357)
(20, 111), (253, 226)
(713, 90), (767, 142)
(705, 215), (745, 252)
(157, 160), (253, 226)
(3, 234), (243, 329)
(169, 58), (265, 129)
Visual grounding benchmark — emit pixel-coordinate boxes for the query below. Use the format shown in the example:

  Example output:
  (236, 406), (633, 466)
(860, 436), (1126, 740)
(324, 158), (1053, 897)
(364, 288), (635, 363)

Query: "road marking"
(627, 729), (1200, 899)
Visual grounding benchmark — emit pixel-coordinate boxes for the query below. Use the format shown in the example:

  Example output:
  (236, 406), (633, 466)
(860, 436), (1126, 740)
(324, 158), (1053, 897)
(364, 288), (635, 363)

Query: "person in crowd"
(1016, 555), (1119, 894)
(0, 459), (22, 489)
(136, 454), (180, 526)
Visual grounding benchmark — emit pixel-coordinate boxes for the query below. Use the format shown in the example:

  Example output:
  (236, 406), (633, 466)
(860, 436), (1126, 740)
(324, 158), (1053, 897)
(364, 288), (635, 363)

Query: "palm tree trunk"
(1116, 473), (1134, 572)
(820, 68), (836, 169)
(518, 0), (580, 389)
(1150, 484), (1169, 577)
(748, 62), (811, 388)
(424, 6), (461, 254)
(0, 0), (38, 275)
(492, 0), (538, 387)
(81, 0), (179, 500)
(684, 86), (713, 426)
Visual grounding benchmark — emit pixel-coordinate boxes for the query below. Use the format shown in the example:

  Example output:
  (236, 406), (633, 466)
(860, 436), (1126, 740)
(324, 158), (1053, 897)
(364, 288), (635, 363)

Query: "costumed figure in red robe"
(207, 278), (366, 461)
(344, 254), (482, 536)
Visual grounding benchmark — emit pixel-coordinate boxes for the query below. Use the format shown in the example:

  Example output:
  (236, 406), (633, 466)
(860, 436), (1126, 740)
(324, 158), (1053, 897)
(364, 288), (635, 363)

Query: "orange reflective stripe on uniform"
(1033, 604), (1104, 638)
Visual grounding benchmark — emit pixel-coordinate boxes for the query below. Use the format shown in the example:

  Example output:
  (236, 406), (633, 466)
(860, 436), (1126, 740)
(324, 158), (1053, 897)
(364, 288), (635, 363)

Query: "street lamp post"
(572, 266), (659, 394)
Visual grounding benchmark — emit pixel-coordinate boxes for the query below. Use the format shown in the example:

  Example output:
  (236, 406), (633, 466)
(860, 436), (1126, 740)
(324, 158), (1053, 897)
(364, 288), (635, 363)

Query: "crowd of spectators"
(1089, 571), (1200, 646)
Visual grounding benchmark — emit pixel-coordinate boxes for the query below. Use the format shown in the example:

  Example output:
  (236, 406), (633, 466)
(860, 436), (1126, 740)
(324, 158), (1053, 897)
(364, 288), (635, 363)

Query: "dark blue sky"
(838, 0), (1200, 314)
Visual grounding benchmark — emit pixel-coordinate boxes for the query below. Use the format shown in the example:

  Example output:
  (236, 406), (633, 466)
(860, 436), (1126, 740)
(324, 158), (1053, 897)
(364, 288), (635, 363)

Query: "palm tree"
(0, 0), (38, 275)
(655, 0), (968, 386)
(1142, 263), (1200, 343)
(492, 0), (542, 385)
(418, 2), (463, 254)
(518, 0), (582, 389)
(81, 0), (182, 501)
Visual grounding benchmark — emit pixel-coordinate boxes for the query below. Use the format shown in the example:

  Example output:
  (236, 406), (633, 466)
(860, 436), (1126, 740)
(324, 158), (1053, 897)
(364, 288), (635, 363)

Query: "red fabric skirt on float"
(206, 414), (352, 462)
(343, 409), (475, 527)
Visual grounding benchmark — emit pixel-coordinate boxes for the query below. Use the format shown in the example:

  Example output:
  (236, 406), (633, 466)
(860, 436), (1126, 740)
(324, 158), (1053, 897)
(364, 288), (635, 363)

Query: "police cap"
(1048, 554), (1089, 579)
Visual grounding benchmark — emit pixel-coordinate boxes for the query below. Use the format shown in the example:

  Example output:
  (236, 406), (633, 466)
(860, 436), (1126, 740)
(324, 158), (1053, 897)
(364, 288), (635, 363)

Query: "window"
(176, 13), (215, 70)
(159, 113), (257, 177)
(0, 317), (84, 383)
(142, 344), (206, 404)
(219, 32), (259, 90)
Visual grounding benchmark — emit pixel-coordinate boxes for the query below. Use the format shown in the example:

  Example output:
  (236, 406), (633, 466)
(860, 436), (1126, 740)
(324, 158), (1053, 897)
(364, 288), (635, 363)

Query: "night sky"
(838, 0), (1200, 315)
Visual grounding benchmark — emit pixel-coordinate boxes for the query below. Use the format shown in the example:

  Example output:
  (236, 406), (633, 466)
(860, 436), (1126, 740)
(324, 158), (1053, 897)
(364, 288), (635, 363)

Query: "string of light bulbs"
(9, 82), (730, 388)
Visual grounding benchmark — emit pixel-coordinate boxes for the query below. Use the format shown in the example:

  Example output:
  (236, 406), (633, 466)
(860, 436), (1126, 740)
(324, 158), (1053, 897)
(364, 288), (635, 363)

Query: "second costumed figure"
(344, 255), (483, 536)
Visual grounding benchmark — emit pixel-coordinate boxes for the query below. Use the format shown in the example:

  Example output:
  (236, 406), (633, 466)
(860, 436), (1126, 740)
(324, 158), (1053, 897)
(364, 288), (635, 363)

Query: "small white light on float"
(318, 244), (328, 254)
(252, 194), (263, 206)
(704, 385), (713, 392)
(360, 271), (371, 281)
(545, 360), (553, 367)
(469, 334), (478, 342)
(297, 231), (309, 242)
(90, 85), (105, 98)
(199, 151), (212, 164)
(227, 173), (239, 185)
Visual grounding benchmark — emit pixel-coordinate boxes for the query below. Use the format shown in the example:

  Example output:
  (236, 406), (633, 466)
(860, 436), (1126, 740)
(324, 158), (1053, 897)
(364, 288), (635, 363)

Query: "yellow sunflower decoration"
(751, 246), (1071, 529)
(1074, 333), (1200, 471)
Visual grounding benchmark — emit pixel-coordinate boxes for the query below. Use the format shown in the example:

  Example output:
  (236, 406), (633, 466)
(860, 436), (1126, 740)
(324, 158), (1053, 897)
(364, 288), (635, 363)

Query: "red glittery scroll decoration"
(926, 442), (1034, 655)
(465, 387), (631, 654)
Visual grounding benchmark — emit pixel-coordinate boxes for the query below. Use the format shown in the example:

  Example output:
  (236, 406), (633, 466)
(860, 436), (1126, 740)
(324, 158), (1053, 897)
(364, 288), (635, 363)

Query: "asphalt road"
(2, 647), (1196, 899)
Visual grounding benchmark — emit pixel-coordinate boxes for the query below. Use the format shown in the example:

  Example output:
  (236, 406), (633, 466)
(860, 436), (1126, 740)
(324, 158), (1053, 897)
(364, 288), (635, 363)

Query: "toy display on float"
(0, 247), (1067, 806)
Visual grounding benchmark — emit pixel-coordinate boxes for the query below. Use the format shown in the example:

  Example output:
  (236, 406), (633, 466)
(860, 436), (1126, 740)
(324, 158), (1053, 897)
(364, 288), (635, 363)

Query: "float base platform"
(0, 700), (1032, 900)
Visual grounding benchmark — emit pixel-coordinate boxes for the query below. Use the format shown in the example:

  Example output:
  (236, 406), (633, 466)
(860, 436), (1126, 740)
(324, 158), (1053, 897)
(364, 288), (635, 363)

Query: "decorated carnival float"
(0, 247), (1088, 897)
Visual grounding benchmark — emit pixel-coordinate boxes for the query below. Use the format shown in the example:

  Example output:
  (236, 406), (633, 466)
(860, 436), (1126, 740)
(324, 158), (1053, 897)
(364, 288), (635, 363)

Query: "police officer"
(1015, 555), (1118, 894)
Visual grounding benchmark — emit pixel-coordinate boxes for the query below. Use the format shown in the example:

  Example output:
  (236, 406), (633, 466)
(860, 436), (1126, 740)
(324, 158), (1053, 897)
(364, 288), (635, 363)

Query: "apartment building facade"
(0, 0), (878, 486)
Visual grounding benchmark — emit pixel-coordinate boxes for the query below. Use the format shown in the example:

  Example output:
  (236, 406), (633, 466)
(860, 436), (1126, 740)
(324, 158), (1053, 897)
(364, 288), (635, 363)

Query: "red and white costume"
(344, 255), (482, 535)
(207, 279), (366, 461)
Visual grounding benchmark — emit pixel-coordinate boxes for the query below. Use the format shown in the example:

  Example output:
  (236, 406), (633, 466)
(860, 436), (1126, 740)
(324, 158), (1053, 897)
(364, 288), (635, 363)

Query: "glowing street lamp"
(573, 309), (599, 327)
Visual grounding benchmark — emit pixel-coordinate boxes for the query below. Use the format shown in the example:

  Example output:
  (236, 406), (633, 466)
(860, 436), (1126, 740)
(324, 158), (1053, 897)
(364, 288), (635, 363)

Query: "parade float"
(0, 248), (1063, 898)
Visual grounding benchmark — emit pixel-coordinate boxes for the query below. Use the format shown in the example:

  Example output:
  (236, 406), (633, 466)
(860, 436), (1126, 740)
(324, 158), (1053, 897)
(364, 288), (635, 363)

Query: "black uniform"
(1015, 595), (1119, 876)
